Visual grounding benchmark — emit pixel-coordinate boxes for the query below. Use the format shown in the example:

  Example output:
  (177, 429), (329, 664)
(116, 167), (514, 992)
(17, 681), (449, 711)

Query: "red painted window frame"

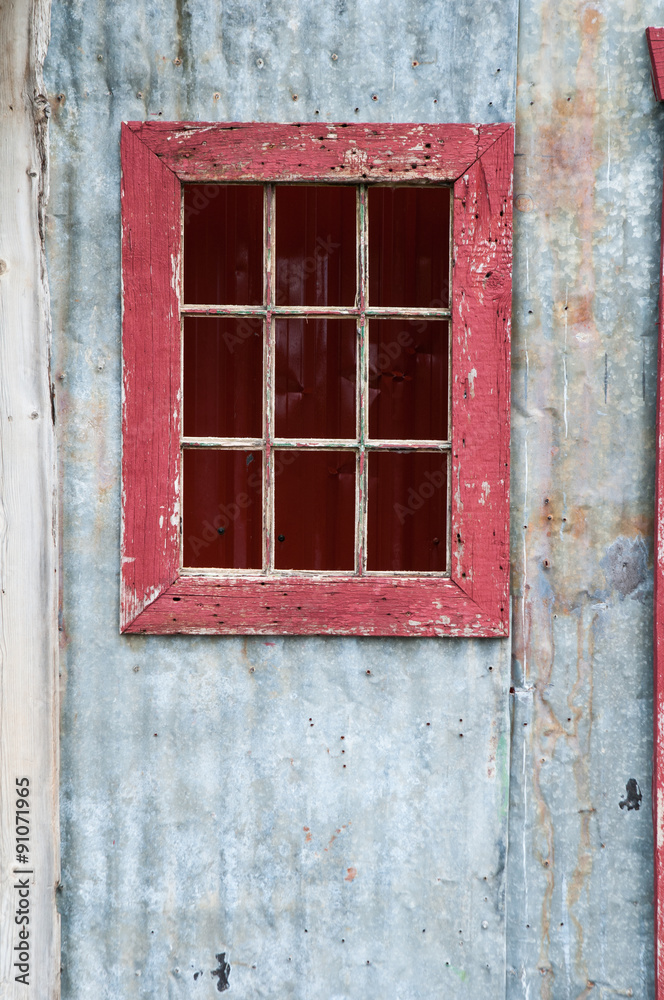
(120, 121), (512, 636)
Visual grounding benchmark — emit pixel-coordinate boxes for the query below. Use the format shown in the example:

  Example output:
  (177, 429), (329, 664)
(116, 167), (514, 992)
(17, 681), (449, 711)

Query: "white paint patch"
(478, 481), (490, 505)
(144, 584), (163, 607)
(343, 147), (369, 170)
(468, 367), (477, 397)
(170, 251), (181, 298)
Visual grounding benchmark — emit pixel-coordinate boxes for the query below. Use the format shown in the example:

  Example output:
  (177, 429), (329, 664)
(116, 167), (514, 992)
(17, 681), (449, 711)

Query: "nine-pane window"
(181, 183), (451, 575)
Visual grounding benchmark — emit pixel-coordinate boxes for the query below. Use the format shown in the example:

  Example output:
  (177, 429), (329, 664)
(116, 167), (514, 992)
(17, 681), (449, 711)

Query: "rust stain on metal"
(507, 0), (655, 992)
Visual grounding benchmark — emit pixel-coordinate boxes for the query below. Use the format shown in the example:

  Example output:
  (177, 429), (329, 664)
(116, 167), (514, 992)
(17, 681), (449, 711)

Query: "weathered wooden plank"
(126, 121), (513, 183)
(451, 126), (512, 629)
(0, 1), (60, 997)
(120, 124), (182, 628)
(125, 574), (505, 636)
(180, 305), (452, 316)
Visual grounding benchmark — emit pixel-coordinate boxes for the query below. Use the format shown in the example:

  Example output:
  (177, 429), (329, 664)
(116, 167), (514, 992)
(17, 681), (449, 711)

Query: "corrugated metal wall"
(508, 3), (658, 997)
(44, 0), (659, 997)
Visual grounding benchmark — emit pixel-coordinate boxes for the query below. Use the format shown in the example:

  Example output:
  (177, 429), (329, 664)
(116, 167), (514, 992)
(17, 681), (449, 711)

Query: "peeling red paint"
(121, 122), (512, 635)
(648, 28), (664, 102)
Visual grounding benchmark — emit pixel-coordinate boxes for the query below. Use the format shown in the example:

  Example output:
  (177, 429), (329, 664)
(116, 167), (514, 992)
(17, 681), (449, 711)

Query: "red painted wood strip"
(126, 121), (513, 184)
(125, 575), (506, 637)
(451, 126), (512, 633)
(650, 31), (664, 995)
(654, 147), (664, 1000)
(121, 124), (182, 628)
(647, 28), (664, 102)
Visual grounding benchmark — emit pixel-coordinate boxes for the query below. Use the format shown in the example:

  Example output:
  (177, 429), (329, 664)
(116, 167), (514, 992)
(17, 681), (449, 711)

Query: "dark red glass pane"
(274, 451), (355, 570)
(367, 452), (448, 572)
(275, 186), (356, 306)
(368, 320), (448, 440)
(183, 450), (262, 569)
(275, 318), (356, 439)
(183, 185), (263, 305)
(183, 317), (263, 438)
(369, 187), (450, 308)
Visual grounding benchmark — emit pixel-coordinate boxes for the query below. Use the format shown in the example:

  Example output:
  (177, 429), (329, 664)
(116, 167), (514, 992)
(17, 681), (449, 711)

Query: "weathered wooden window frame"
(120, 121), (513, 636)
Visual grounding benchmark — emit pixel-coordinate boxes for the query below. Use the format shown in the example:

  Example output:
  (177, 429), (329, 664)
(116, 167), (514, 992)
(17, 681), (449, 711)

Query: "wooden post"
(0, 1), (60, 997)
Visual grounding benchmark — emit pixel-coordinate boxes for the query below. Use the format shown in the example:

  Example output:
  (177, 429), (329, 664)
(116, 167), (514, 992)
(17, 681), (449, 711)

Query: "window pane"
(368, 187), (450, 308)
(183, 185), (263, 305)
(275, 186), (356, 306)
(368, 320), (449, 440)
(274, 451), (355, 570)
(183, 450), (262, 569)
(367, 452), (447, 572)
(275, 318), (356, 439)
(183, 317), (263, 438)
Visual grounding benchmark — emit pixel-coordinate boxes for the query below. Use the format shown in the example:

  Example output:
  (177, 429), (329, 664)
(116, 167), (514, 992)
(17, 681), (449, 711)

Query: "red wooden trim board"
(648, 27), (664, 103)
(121, 122), (513, 636)
(656, 171), (664, 1000)
(648, 28), (664, 1000)
(120, 127), (181, 626)
(128, 120), (511, 184)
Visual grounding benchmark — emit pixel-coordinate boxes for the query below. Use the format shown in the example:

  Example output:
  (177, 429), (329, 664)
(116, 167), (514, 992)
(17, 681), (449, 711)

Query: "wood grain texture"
(125, 575), (505, 636)
(647, 28), (664, 102)
(120, 124), (181, 629)
(0, 0), (60, 996)
(655, 151), (664, 1000)
(126, 120), (513, 183)
(451, 126), (512, 632)
(121, 123), (512, 636)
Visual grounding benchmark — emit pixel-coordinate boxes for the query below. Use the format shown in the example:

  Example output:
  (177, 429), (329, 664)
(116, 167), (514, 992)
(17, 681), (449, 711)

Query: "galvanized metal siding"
(45, 0), (663, 995)
(508, 2), (659, 997)
(45, 2), (517, 998)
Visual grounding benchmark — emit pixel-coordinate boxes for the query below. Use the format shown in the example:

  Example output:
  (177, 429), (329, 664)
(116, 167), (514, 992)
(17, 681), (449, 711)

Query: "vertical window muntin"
(180, 181), (452, 576)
